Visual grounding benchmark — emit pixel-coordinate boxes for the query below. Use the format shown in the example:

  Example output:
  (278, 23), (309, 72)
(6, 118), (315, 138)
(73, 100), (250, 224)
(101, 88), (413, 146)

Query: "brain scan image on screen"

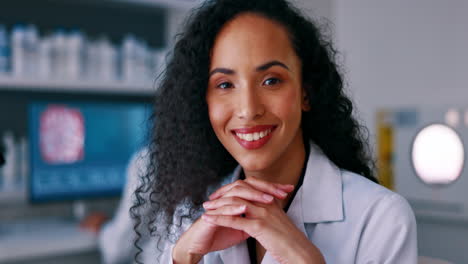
(39, 105), (85, 164)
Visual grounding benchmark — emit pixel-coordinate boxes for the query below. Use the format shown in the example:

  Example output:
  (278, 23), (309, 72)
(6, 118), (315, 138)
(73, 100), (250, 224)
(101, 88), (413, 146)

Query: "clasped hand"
(173, 177), (324, 264)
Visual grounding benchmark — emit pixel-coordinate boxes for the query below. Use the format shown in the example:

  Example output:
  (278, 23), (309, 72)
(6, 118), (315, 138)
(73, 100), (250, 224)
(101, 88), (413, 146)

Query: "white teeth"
(253, 132), (260, 141)
(235, 128), (273, 142)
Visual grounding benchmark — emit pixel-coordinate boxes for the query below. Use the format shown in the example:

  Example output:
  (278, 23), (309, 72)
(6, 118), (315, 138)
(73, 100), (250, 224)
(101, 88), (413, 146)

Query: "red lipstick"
(231, 125), (277, 150)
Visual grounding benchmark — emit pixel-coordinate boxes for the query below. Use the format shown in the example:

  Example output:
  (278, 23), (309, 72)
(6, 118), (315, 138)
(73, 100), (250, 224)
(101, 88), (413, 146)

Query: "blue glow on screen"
(28, 101), (151, 202)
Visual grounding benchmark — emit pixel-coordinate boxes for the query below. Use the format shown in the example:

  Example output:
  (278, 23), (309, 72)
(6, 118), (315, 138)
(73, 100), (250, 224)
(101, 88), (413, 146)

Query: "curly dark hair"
(131, 0), (377, 262)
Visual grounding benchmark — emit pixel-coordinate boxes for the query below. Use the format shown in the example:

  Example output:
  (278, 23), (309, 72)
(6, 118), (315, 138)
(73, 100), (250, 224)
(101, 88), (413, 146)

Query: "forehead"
(210, 13), (299, 69)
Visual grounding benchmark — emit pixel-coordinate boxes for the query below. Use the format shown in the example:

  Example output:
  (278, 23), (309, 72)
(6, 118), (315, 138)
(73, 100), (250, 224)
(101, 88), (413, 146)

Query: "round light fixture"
(411, 124), (464, 185)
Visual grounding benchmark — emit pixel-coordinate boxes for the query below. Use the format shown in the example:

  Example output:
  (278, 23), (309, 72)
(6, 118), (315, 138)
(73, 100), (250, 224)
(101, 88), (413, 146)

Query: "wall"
(334, 0), (468, 263)
(334, 0), (468, 141)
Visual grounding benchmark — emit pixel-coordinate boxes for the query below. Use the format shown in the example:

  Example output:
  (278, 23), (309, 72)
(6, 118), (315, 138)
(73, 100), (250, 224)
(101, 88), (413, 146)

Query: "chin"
(236, 155), (273, 172)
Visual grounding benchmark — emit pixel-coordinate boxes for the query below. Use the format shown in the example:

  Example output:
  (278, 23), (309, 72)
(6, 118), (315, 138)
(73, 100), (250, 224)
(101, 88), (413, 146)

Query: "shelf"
(0, 76), (156, 96)
(110, 0), (202, 10)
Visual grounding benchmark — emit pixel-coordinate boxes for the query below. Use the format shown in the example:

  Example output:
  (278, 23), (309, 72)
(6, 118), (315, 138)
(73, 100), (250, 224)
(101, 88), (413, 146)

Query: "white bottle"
(99, 36), (114, 82)
(24, 24), (39, 78)
(67, 30), (84, 80)
(1, 131), (16, 191)
(121, 34), (137, 83)
(85, 40), (99, 81)
(38, 35), (52, 79)
(11, 24), (26, 77)
(109, 43), (118, 82)
(0, 24), (10, 75)
(134, 39), (143, 84)
(138, 40), (151, 85)
(51, 29), (66, 79)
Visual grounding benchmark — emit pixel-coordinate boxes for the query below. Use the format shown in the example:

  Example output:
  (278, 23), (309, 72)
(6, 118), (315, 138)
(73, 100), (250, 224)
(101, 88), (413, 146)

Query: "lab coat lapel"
(301, 142), (344, 223)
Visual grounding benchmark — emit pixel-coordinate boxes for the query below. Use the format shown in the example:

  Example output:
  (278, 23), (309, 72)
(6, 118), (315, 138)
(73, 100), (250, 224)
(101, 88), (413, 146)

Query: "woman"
(131, 0), (417, 263)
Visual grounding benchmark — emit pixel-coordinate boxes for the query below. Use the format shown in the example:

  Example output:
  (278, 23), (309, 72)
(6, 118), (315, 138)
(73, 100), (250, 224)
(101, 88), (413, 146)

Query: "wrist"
(289, 248), (326, 264)
(285, 234), (325, 264)
(172, 240), (203, 264)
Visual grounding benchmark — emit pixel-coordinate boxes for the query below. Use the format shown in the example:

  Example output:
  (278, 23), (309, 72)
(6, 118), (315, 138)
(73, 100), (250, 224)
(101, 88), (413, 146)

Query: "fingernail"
(203, 202), (213, 209)
(263, 194), (274, 202)
(280, 184), (294, 190)
(276, 189), (287, 197)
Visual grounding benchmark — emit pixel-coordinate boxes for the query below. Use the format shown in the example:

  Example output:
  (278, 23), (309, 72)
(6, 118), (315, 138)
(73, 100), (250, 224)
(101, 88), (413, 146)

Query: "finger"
(201, 214), (259, 236)
(204, 204), (247, 216)
(203, 188), (274, 210)
(209, 179), (293, 200)
(223, 185), (277, 205)
(209, 180), (249, 200)
(244, 177), (294, 198)
(204, 196), (257, 210)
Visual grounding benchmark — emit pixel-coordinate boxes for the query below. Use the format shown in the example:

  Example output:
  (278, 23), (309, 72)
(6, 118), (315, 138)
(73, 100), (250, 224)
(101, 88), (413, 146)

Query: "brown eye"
(217, 82), (233, 89)
(263, 78), (281, 86)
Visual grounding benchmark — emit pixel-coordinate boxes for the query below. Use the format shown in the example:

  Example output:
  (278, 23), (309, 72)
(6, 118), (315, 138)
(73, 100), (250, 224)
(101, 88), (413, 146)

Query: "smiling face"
(206, 13), (309, 173)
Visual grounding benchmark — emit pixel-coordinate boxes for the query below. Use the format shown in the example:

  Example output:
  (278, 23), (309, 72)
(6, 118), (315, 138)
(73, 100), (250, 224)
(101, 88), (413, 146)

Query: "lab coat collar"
(219, 142), (344, 263)
(301, 142), (344, 223)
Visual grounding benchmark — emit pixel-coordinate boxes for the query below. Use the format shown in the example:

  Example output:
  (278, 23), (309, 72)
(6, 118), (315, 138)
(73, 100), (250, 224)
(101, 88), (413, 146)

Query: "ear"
(301, 88), (311, 112)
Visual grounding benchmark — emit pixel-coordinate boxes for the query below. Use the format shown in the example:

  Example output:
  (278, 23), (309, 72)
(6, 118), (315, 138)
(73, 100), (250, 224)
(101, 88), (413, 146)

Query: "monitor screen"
(28, 101), (151, 202)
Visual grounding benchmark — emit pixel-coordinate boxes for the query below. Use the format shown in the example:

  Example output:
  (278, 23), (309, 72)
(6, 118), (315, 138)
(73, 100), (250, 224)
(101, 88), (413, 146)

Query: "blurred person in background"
(81, 149), (154, 264)
(131, 0), (418, 263)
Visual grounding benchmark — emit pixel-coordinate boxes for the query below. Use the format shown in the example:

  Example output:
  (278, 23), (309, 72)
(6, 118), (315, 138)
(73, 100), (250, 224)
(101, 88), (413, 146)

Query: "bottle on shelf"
(2, 22), (165, 89)
(11, 24), (26, 77)
(50, 29), (67, 79)
(38, 35), (52, 79)
(121, 34), (138, 83)
(66, 29), (85, 80)
(98, 36), (117, 82)
(24, 24), (39, 78)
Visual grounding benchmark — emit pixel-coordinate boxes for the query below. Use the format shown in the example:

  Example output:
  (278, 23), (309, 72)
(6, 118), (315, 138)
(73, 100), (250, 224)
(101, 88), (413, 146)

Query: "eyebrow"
(209, 60), (290, 77)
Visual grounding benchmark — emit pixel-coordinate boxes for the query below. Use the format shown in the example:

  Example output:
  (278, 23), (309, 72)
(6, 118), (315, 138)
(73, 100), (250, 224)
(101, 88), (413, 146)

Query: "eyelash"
(215, 77), (282, 90)
(263, 77), (282, 86)
(217, 82), (233, 89)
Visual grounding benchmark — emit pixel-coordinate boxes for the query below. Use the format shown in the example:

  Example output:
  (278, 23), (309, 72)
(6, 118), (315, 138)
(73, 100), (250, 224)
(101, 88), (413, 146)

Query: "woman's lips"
(231, 125), (277, 150)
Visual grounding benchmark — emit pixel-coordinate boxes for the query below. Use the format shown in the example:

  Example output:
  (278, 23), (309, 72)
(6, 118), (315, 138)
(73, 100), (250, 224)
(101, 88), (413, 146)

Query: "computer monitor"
(28, 100), (151, 203)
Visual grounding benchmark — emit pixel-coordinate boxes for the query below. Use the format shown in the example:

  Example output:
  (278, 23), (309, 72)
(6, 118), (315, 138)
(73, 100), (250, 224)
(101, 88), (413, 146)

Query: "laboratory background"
(0, 0), (467, 263)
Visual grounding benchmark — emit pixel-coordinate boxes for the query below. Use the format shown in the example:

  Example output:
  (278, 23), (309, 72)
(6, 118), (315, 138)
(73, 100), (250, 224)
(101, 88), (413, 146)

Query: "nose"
(235, 85), (265, 120)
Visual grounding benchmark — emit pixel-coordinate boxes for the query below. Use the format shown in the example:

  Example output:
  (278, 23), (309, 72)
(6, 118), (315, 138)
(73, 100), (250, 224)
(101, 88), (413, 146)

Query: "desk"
(0, 221), (98, 263)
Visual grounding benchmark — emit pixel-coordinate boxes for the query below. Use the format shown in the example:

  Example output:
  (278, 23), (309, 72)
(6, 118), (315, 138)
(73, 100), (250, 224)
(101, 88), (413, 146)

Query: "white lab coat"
(159, 142), (418, 264)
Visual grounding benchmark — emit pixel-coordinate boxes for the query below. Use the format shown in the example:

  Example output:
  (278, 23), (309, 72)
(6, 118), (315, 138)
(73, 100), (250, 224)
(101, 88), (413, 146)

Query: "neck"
(243, 132), (307, 206)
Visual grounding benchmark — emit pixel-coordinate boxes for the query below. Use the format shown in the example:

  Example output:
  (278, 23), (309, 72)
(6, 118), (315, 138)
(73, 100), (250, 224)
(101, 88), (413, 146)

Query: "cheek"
(270, 88), (302, 123)
(207, 99), (230, 134)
